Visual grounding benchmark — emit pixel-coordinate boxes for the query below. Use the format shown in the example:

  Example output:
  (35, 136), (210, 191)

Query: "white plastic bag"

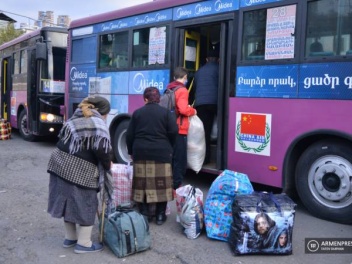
(187, 115), (205, 173)
(175, 184), (204, 239)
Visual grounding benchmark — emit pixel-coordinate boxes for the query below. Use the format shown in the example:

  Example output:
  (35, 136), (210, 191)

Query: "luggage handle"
(256, 192), (282, 215)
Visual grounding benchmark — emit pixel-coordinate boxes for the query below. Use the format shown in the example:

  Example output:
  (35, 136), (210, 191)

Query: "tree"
(0, 23), (24, 45)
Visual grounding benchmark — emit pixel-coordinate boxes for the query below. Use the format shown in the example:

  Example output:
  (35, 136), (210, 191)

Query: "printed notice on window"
(265, 5), (296, 60)
(148, 27), (166, 65)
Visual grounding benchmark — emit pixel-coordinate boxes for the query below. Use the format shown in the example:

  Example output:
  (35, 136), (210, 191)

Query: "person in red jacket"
(166, 67), (197, 190)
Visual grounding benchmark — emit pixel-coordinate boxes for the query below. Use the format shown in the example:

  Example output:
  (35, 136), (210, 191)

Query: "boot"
(156, 202), (167, 225)
(138, 202), (149, 216)
(138, 202), (153, 222)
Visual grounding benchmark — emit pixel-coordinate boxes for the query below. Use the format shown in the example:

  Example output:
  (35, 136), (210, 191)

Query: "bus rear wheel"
(113, 120), (130, 164)
(295, 139), (352, 224)
(18, 110), (36, 141)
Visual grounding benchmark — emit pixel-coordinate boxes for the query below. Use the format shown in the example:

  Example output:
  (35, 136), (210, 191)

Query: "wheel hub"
(322, 173), (341, 192)
(313, 163), (350, 200)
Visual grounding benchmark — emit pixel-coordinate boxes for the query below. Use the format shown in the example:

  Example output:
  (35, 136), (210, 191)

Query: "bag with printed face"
(229, 192), (296, 255)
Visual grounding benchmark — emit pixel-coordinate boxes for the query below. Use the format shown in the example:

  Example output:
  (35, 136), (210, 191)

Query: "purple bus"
(0, 27), (67, 141)
(65, 0), (352, 224)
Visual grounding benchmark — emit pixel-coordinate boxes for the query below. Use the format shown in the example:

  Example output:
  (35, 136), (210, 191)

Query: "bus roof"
(70, 0), (202, 29)
(0, 27), (67, 50)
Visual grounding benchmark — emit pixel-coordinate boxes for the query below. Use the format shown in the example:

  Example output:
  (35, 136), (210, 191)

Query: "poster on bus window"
(265, 5), (296, 60)
(148, 27), (166, 65)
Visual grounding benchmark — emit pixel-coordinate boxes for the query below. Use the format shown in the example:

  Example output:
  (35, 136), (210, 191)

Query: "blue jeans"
(172, 134), (187, 189)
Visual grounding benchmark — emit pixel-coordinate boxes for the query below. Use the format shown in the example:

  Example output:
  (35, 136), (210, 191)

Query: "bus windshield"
(39, 47), (66, 94)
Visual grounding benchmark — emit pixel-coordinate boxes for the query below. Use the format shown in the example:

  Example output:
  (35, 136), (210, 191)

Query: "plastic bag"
(110, 163), (133, 208)
(204, 170), (254, 241)
(176, 184), (204, 239)
(187, 115), (205, 173)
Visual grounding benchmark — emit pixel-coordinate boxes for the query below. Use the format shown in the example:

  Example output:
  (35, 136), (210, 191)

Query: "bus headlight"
(40, 112), (63, 123)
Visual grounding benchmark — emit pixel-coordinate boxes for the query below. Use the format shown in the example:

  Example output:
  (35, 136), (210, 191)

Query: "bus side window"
(111, 31), (129, 69)
(99, 34), (113, 68)
(14, 51), (20, 74)
(305, 0), (351, 57)
(242, 9), (266, 61)
(132, 26), (169, 68)
(99, 31), (129, 69)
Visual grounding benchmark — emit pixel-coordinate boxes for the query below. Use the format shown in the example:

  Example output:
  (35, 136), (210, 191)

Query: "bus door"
(174, 20), (233, 171)
(1, 58), (12, 121)
(184, 31), (200, 105)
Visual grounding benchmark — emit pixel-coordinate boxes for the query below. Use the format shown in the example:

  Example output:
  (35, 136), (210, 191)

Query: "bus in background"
(0, 27), (67, 141)
(65, 0), (352, 224)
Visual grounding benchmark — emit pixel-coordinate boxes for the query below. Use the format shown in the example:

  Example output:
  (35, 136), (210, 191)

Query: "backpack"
(159, 86), (182, 115)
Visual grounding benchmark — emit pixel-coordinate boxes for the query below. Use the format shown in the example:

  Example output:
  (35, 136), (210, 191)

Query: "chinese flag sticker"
(240, 114), (266, 136)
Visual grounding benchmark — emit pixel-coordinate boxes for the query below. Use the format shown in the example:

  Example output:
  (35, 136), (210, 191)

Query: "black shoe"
(156, 213), (167, 225)
(138, 203), (149, 216)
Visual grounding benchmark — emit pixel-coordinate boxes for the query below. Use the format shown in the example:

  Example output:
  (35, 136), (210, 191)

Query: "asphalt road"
(0, 131), (351, 264)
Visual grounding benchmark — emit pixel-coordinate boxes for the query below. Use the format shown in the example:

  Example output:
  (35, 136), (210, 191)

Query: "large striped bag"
(0, 119), (11, 140)
(111, 163), (133, 208)
(204, 170), (254, 241)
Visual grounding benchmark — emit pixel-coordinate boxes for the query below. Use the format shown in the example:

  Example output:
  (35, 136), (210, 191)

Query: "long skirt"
(47, 174), (98, 226)
(132, 161), (173, 203)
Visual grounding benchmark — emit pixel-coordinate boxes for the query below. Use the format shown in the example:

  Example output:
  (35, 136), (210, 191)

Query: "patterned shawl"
(58, 108), (113, 201)
(59, 108), (111, 154)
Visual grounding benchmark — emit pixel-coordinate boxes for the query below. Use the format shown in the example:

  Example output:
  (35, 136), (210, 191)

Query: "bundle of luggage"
(228, 192), (297, 255)
(100, 163), (151, 258)
(0, 119), (11, 140)
(203, 170), (254, 241)
(102, 166), (296, 258)
(202, 170), (296, 256)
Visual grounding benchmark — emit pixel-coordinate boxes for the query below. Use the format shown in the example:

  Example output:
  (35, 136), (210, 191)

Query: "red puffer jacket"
(167, 81), (196, 135)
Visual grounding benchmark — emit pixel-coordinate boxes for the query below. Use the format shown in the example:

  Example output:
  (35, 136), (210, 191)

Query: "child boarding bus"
(0, 27), (67, 141)
(65, 0), (352, 224)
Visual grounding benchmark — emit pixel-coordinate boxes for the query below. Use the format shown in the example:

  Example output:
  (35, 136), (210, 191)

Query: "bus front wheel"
(295, 139), (352, 224)
(113, 120), (130, 164)
(18, 110), (36, 141)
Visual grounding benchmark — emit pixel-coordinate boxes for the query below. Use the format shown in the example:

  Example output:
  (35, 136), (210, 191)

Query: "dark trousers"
(156, 202), (167, 215)
(196, 104), (217, 164)
(172, 134), (187, 189)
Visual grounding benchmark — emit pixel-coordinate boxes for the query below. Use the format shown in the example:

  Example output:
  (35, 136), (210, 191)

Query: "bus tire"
(295, 139), (352, 224)
(113, 120), (130, 164)
(18, 110), (36, 142)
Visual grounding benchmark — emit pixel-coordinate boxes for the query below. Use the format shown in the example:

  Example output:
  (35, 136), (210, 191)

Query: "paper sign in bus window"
(148, 27), (166, 65)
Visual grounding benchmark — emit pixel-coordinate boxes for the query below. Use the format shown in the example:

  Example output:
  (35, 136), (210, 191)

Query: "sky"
(0, 0), (153, 27)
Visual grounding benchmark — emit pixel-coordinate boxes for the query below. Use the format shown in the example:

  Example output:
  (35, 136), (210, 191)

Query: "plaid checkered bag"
(0, 119), (11, 140)
(111, 163), (133, 207)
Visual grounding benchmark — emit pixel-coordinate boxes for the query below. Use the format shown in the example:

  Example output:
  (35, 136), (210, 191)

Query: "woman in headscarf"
(47, 95), (112, 254)
(126, 87), (178, 225)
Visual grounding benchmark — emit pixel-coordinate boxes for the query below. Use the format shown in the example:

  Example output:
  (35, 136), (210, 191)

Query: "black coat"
(56, 134), (112, 171)
(126, 103), (178, 163)
(194, 61), (219, 107)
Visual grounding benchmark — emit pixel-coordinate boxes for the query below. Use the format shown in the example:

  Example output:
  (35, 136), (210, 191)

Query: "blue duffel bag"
(103, 207), (151, 258)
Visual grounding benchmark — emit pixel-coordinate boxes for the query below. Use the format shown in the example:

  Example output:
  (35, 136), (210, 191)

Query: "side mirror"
(36, 42), (47, 60)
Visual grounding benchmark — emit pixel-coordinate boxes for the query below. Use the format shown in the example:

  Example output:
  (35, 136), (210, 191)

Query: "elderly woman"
(47, 95), (112, 253)
(126, 87), (178, 225)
